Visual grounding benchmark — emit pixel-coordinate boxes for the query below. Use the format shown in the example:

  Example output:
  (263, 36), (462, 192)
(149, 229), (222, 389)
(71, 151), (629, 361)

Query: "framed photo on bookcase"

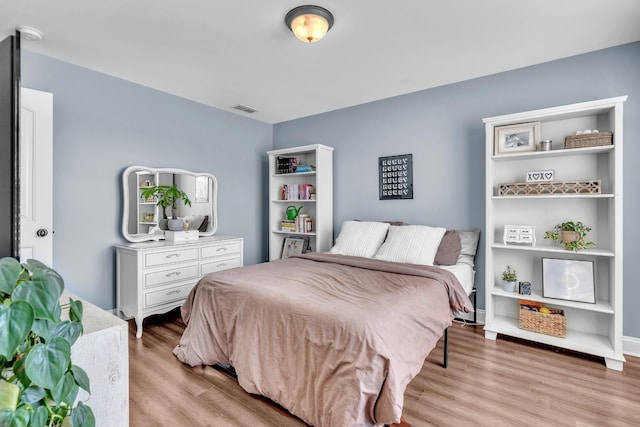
(281, 237), (306, 259)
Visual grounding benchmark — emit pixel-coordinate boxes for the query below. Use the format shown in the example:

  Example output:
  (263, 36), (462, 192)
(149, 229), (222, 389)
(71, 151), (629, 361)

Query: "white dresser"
(116, 235), (243, 338)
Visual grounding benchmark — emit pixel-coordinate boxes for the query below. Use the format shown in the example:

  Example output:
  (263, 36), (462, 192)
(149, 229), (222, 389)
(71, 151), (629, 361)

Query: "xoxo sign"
(526, 170), (554, 182)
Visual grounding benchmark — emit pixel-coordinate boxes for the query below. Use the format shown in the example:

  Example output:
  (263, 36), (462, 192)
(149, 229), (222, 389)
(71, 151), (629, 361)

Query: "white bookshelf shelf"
(490, 287), (614, 314)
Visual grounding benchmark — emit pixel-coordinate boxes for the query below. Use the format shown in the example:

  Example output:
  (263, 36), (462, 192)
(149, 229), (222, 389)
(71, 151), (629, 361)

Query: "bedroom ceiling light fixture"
(285, 5), (334, 43)
(15, 25), (44, 41)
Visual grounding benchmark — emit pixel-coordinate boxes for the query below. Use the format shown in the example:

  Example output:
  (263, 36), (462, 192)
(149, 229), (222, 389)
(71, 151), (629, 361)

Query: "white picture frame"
(281, 237), (305, 259)
(494, 122), (541, 155)
(542, 258), (595, 303)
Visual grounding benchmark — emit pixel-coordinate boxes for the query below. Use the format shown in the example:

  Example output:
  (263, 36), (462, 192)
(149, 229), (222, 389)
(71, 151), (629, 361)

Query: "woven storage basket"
(565, 132), (612, 149)
(519, 305), (566, 337)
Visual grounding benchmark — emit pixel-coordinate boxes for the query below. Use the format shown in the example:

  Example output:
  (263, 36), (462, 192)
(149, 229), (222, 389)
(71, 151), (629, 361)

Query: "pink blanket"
(174, 253), (473, 426)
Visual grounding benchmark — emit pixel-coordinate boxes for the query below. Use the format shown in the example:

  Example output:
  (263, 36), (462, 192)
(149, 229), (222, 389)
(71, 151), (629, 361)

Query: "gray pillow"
(457, 229), (481, 267)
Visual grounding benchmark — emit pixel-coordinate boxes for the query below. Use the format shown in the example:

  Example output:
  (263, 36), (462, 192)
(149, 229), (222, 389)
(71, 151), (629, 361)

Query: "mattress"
(438, 262), (475, 295)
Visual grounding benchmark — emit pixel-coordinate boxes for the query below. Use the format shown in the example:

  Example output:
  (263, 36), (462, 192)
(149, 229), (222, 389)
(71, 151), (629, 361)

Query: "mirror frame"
(121, 165), (218, 243)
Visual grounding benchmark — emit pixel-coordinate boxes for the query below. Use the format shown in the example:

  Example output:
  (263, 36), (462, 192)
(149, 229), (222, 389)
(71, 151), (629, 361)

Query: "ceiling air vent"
(232, 104), (259, 114)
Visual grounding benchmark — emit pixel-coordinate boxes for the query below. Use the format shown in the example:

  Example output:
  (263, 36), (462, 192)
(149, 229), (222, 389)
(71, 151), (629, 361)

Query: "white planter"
(502, 280), (517, 292)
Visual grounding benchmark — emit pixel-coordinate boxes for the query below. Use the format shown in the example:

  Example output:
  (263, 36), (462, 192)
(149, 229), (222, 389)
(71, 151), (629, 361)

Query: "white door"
(19, 88), (53, 266)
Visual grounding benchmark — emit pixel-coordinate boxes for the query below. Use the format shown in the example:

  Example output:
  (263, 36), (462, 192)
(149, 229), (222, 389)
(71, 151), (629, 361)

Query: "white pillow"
(329, 221), (390, 258)
(373, 225), (447, 266)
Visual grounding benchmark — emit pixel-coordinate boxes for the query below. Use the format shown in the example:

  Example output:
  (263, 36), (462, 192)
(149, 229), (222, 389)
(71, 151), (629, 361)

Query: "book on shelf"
(281, 216), (313, 233)
(294, 164), (315, 173)
(281, 184), (314, 200)
(297, 214), (312, 233)
(276, 156), (299, 174)
(281, 220), (296, 232)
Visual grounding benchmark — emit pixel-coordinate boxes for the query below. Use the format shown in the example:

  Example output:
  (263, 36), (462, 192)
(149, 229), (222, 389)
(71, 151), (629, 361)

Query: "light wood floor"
(129, 310), (640, 426)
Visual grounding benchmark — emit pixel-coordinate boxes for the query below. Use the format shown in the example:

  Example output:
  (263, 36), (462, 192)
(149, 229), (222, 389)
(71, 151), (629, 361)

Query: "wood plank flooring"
(129, 310), (640, 426)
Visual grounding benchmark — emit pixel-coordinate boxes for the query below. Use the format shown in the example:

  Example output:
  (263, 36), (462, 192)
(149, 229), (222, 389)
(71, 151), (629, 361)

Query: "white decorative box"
(503, 225), (536, 246)
(165, 230), (199, 243)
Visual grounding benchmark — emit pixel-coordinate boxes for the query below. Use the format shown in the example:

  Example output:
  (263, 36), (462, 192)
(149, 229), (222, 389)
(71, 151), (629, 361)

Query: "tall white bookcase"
(267, 144), (333, 261)
(483, 96), (626, 370)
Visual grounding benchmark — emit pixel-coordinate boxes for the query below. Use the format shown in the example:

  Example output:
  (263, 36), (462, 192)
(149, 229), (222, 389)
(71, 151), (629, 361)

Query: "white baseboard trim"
(623, 336), (640, 358)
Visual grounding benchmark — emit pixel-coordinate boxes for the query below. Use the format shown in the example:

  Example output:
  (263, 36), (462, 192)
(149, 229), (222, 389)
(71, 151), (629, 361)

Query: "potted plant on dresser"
(140, 184), (192, 231)
(0, 257), (94, 427)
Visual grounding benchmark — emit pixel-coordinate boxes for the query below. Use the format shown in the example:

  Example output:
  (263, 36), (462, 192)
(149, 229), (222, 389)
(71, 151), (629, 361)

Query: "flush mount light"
(285, 5), (334, 43)
(16, 25), (44, 41)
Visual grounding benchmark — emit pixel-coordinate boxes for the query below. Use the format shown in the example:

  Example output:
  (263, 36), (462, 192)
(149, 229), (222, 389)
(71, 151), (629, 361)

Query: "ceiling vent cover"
(232, 104), (259, 114)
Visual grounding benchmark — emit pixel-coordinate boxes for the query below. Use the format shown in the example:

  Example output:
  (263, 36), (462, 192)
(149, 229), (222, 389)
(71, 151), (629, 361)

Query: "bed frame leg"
(472, 287), (477, 324)
(443, 328), (448, 368)
(214, 363), (238, 379)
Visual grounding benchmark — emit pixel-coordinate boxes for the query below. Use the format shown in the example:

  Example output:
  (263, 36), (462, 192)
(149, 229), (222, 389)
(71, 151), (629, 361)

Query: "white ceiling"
(2, 1), (640, 124)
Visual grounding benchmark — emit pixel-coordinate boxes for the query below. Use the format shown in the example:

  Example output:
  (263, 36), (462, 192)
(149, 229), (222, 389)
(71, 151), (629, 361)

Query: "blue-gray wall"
(22, 42), (640, 339)
(21, 51), (272, 309)
(274, 42), (640, 338)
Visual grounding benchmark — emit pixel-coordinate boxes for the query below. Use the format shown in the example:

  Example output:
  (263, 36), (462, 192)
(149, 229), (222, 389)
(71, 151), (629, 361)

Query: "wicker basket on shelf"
(519, 305), (566, 337)
(565, 132), (612, 149)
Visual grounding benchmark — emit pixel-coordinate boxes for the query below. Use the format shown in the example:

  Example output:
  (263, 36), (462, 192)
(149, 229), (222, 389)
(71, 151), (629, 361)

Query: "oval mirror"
(121, 165), (218, 243)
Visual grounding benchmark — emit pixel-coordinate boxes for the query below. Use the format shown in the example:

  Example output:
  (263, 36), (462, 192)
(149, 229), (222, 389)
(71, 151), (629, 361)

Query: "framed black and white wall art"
(379, 154), (413, 200)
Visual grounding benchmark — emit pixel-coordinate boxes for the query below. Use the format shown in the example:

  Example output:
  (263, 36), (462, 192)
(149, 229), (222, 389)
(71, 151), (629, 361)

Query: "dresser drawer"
(144, 248), (199, 268)
(144, 264), (199, 288)
(201, 256), (242, 275)
(201, 242), (242, 259)
(144, 282), (196, 308)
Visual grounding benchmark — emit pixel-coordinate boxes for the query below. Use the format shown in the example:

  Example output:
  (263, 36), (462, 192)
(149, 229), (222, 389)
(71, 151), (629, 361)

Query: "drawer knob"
(165, 271), (182, 277)
(217, 263), (227, 267)
(216, 247), (228, 252)
(166, 253), (181, 258)
(166, 289), (182, 296)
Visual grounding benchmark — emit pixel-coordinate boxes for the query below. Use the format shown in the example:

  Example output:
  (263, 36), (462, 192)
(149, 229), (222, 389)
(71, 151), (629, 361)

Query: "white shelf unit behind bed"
(483, 96), (626, 370)
(267, 144), (334, 261)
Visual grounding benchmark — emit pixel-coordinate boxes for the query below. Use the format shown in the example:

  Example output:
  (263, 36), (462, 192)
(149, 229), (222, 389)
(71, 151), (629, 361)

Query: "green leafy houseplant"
(502, 265), (517, 282)
(0, 258), (94, 427)
(140, 184), (192, 220)
(544, 221), (595, 251)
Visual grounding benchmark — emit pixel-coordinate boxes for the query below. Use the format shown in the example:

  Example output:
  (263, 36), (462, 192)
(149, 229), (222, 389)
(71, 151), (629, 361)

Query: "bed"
(173, 222), (477, 426)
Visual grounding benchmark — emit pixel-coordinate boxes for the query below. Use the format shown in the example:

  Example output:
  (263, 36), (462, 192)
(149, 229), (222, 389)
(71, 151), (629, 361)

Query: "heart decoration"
(526, 170), (554, 182)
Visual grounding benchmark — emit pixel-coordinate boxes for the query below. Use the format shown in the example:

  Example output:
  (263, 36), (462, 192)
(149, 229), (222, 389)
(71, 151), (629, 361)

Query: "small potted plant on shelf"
(140, 184), (192, 231)
(544, 221), (595, 251)
(0, 257), (95, 427)
(502, 265), (517, 292)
